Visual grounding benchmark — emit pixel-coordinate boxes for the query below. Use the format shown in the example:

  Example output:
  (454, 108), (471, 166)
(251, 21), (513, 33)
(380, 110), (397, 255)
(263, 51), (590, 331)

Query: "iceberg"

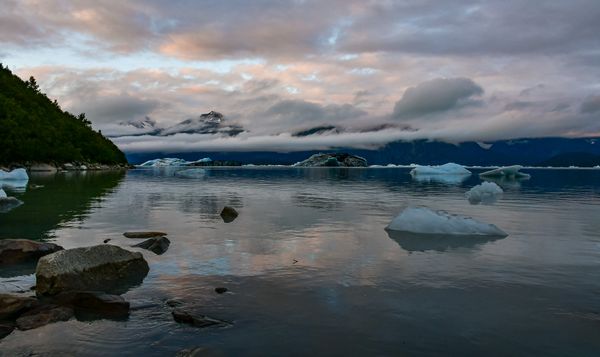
(139, 157), (213, 167)
(465, 182), (503, 204)
(385, 207), (507, 237)
(174, 168), (207, 178)
(0, 188), (6, 198)
(0, 168), (29, 181)
(410, 163), (471, 176)
(0, 188), (23, 213)
(479, 165), (530, 178)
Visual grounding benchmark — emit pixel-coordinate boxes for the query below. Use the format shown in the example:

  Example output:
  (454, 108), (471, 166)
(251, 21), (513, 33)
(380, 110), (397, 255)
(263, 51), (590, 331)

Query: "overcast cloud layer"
(2, 0), (600, 153)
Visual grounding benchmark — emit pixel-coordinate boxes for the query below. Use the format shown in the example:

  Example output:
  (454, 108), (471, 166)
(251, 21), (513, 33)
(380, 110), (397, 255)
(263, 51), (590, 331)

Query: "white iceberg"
(465, 182), (503, 204)
(139, 157), (213, 167)
(0, 168), (29, 181)
(479, 165), (530, 178)
(386, 207), (507, 237)
(0, 188), (23, 213)
(174, 168), (207, 178)
(0, 188), (6, 198)
(410, 163), (471, 176)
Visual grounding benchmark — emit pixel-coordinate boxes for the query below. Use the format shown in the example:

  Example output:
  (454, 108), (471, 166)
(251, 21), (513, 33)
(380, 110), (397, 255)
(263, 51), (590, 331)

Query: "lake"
(1, 167), (600, 356)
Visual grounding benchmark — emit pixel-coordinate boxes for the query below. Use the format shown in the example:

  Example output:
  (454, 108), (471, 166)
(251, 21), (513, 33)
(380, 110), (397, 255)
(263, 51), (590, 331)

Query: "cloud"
(580, 95), (600, 113)
(392, 78), (483, 119)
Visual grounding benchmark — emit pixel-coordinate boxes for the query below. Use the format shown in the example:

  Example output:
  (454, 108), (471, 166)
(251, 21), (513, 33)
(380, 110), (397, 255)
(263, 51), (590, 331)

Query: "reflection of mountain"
(386, 230), (505, 253)
(117, 111), (244, 137)
(0, 171), (126, 240)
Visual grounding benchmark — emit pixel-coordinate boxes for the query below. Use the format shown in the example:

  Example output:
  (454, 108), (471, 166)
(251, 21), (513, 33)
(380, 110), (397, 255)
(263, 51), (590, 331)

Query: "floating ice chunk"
(0, 168), (29, 181)
(465, 182), (503, 204)
(410, 163), (471, 176)
(139, 158), (190, 167)
(479, 165), (530, 178)
(175, 168), (207, 178)
(0, 188), (6, 198)
(386, 207), (507, 237)
(0, 188), (23, 213)
(188, 157), (212, 164)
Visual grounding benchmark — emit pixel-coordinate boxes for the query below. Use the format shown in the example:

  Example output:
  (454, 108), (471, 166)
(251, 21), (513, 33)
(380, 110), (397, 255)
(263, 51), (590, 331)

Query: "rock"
(0, 323), (14, 339)
(172, 309), (231, 328)
(16, 305), (73, 330)
(165, 299), (184, 307)
(79, 165), (87, 170)
(0, 197), (24, 213)
(220, 206), (238, 223)
(29, 163), (57, 172)
(51, 291), (129, 318)
(132, 236), (170, 255)
(214, 287), (228, 294)
(0, 239), (63, 265)
(36, 245), (149, 296)
(123, 231), (167, 239)
(103, 239), (111, 243)
(63, 163), (75, 170)
(293, 153), (368, 167)
(0, 294), (36, 320)
(176, 347), (223, 357)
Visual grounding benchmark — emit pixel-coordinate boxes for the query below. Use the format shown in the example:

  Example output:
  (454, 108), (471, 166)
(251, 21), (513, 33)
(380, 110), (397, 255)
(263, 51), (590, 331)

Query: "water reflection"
(386, 230), (506, 252)
(0, 170), (126, 240)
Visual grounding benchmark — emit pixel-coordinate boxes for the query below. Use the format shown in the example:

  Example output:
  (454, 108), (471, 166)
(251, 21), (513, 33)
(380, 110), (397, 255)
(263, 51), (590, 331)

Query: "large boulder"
(293, 153), (368, 167)
(35, 245), (149, 296)
(0, 239), (63, 265)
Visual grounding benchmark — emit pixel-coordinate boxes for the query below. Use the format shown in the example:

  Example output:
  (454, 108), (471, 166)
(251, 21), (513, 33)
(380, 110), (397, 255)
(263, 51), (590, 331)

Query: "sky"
(2, 0), (600, 153)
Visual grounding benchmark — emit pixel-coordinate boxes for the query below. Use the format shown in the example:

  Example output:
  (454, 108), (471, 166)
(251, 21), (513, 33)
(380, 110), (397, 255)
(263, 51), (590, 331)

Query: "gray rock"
(0, 239), (63, 265)
(0, 294), (36, 320)
(35, 245), (149, 296)
(132, 236), (170, 255)
(50, 291), (130, 318)
(29, 163), (57, 172)
(0, 197), (24, 213)
(172, 309), (231, 328)
(16, 305), (73, 330)
(123, 231), (167, 239)
(293, 153), (368, 167)
(0, 323), (14, 339)
(220, 206), (238, 223)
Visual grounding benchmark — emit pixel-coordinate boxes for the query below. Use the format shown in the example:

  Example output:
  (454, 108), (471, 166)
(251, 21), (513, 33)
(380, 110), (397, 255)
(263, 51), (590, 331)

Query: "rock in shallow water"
(50, 291), (130, 318)
(123, 231), (167, 239)
(172, 309), (231, 328)
(220, 206), (238, 223)
(132, 236), (170, 255)
(16, 305), (73, 330)
(0, 239), (63, 265)
(0, 323), (14, 339)
(0, 294), (36, 320)
(35, 245), (149, 296)
(0, 197), (24, 213)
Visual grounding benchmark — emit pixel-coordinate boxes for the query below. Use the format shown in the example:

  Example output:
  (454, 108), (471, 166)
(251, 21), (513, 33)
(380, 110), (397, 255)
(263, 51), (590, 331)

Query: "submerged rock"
(123, 231), (167, 239)
(0, 294), (36, 320)
(0, 323), (14, 339)
(293, 153), (368, 167)
(172, 309), (231, 328)
(132, 236), (170, 255)
(51, 291), (130, 318)
(214, 287), (228, 294)
(0, 239), (63, 265)
(35, 245), (149, 296)
(176, 347), (223, 357)
(16, 305), (73, 330)
(220, 206), (239, 223)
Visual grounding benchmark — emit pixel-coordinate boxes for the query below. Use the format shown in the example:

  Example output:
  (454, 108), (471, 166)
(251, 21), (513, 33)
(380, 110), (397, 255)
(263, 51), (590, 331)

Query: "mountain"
(125, 137), (600, 166)
(116, 111), (244, 137)
(0, 64), (127, 165)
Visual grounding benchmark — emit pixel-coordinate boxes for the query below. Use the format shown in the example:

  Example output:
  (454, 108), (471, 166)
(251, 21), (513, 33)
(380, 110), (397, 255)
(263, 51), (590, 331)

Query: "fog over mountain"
(2, 0), (600, 153)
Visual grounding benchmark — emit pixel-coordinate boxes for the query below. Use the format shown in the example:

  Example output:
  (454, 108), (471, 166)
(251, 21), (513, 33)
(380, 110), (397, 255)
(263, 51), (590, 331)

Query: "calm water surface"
(1, 167), (600, 356)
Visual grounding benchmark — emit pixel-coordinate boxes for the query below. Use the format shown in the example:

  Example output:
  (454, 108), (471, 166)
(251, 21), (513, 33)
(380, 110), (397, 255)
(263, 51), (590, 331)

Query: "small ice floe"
(0, 168), (29, 181)
(386, 207), (507, 237)
(174, 168), (207, 178)
(0, 188), (23, 213)
(465, 182), (503, 205)
(479, 165), (530, 179)
(410, 163), (471, 184)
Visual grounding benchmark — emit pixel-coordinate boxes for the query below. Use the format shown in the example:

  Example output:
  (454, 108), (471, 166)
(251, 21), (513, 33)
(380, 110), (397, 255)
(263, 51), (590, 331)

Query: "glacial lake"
(1, 167), (600, 356)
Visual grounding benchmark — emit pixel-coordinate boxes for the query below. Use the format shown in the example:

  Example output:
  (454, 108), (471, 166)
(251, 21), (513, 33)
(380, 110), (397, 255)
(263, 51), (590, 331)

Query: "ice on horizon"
(139, 157), (212, 167)
(479, 165), (530, 179)
(410, 163), (471, 176)
(386, 207), (507, 237)
(465, 182), (503, 204)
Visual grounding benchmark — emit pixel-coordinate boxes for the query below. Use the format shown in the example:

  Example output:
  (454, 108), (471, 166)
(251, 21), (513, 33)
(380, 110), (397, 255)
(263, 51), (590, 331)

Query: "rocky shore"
(0, 162), (132, 172)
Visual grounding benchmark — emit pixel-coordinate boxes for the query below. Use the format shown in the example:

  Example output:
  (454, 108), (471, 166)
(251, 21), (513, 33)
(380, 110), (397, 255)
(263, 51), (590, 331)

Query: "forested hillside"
(0, 64), (127, 165)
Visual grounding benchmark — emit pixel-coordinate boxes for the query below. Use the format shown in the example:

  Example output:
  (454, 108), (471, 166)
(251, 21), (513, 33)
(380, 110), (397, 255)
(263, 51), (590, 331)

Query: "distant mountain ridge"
(116, 111), (244, 137)
(126, 137), (600, 167)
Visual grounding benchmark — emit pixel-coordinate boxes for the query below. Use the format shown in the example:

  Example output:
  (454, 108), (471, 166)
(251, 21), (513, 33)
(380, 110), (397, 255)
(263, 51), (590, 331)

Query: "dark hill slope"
(0, 64), (127, 165)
